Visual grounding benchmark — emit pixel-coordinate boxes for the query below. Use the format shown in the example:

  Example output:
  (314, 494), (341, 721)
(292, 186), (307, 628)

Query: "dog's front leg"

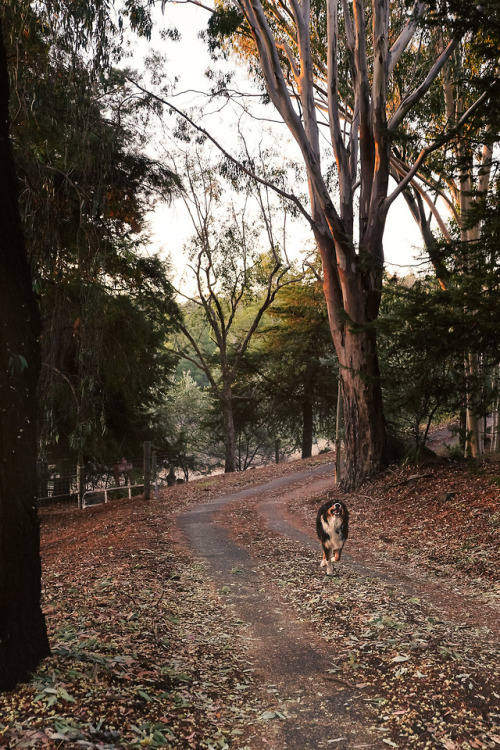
(324, 547), (335, 575)
(326, 548), (342, 575)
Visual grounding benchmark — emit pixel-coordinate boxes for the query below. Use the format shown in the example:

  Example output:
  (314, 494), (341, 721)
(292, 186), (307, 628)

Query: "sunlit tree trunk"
(0, 19), (49, 690)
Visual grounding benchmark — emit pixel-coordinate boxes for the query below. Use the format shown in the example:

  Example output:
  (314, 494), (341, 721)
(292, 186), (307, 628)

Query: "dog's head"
(320, 494), (349, 524)
(328, 501), (346, 519)
(317, 498), (349, 543)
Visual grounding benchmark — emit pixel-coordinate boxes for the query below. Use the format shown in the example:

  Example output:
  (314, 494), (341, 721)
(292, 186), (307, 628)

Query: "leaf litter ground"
(0, 451), (498, 749)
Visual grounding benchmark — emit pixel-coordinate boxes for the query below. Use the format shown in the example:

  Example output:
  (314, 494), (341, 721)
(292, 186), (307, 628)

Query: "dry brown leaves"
(0, 486), (271, 749)
(0, 452), (498, 750)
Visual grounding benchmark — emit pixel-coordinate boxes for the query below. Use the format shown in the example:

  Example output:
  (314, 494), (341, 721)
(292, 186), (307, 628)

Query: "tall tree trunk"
(232, 0), (469, 488)
(319, 231), (388, 488)
(492, 366), (500, 453)
(301, 387), (314, 459)
(222, 378), (237, 473)
(0, 19), (50, 690)
(335, 323), (386, 488)
(465, 353), (484, 458)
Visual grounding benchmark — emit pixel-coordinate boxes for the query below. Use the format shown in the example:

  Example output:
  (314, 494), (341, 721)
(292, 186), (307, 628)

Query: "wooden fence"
(36, 443), (180, 508)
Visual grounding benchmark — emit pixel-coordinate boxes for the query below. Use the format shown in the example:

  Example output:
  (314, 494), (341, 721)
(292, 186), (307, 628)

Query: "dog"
(316, 497), (349, 575)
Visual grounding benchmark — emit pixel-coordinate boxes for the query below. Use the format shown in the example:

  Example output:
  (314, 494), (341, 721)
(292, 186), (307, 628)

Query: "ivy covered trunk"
(0, 20), (50, 690)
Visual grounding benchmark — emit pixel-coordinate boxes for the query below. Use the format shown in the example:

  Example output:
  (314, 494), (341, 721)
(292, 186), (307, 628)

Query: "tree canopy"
(6, 2), (182, 463)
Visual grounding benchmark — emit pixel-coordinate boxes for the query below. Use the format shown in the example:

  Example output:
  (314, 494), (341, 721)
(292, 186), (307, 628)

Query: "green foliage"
(170, 144), (306, 471)
(205, 6), (245, 57)
(237, 264), (339, 458)
(3, 0), (158, 69)
(39, 274), (178, 462)
(9, 40), (179, 271)
(171, 261), (339, 469)
(378, 254), (500, 448)
(153, 372), (218, 477)
(378, 281), (462, 448)
(6, 2), (182, 464)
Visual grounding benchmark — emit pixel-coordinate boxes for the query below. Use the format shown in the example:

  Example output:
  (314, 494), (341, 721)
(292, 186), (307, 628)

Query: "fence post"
(143, 441), (151, 500)
(77, 450), (84, 509)
(152, 451), (158, 499)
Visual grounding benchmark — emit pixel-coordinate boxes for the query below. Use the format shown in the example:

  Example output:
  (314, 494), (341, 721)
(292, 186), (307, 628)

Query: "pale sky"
(128, 2), (426, 287)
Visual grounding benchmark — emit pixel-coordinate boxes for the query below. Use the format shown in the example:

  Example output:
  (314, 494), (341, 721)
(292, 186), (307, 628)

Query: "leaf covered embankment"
(0, 467), (294, 749)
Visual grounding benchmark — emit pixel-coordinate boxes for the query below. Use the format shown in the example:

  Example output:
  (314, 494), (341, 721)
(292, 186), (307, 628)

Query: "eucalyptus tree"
(9, 40), (181, 463)
(173, 149), (301, 472)
(377, 275), (464, 452)
(377, 255), (500, 454)
(8, 1), (182, 459)
(241, 262), (338, 459)
(156, 371), (215, 479)
(38, 268), (180, 464)
(194, 0), (499, 487)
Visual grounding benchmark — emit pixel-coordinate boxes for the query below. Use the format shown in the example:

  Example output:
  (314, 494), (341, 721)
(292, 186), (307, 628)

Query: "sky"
(126, 2), (427, 288)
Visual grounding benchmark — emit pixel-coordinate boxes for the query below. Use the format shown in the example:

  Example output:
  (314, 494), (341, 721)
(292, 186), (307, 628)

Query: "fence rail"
(82, 483), (145, 508)
(36, 444), (180, 509)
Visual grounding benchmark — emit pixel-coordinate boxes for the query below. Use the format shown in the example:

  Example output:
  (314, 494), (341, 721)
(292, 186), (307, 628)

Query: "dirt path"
(255, 480), (500, 640)
(1, 453), (497, 750)
(179, 463), (384, 749)
(177, 461), (499, 749)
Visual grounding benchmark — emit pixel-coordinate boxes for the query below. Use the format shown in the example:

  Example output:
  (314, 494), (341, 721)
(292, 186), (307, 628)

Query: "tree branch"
(327, 0), (351, 228)
(176, 324), (219, 391)
(388, 37), (460, 131)
(385, 88), (492, 210)
(388, 1), (425, 76)
(126, 76), (315, 227)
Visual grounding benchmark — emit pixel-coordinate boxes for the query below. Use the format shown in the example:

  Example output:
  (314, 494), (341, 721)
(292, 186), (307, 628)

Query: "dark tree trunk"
(222, 378), (236, 473)
(0, 20), (50, 690)
(301, 377), (314, 459)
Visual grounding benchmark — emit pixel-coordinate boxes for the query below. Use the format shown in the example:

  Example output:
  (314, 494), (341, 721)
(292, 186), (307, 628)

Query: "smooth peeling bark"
(231, 0), (479, 487)
(336, 326), (386, 489)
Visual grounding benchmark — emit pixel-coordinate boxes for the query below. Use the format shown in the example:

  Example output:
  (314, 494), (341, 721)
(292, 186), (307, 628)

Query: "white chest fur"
(320, 514), (345, 550)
